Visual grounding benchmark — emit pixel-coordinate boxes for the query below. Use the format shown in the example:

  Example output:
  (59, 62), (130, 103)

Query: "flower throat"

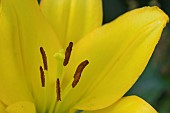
(39, 42), (89, 101)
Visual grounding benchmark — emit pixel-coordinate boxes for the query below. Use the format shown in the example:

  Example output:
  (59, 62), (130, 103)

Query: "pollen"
(56, 78), (61, 101)
(63, 42), (73, 66)
(40, 47), (48, 70)
(40, 66), (45, 87)
(72, 60), (89, 88)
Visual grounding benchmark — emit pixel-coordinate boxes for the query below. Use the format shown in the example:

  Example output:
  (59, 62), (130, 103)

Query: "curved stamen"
(40, 47), (48, 70)
(40, 66), (45, 87)
(72, 60), (89, 88)
(63, 42), (73, 66)
(56, 78), (61, 101)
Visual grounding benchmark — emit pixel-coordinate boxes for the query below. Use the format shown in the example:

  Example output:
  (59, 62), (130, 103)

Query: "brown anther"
(63, 42), (73, 66)
(72, 60), (89, 88)
(40, 47), (48, 70)
(56, 78), (61, 101)
(40, 66), (45, 87)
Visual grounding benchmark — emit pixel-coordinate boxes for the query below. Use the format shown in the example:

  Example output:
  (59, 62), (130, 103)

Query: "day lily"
(0, 0), (168, 113)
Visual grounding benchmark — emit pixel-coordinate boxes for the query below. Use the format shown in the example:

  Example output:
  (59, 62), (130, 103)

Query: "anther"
(63, 42), (73, 66)
(40, 47), (48, 70)
(56, 78), (61, 101)
(40, 66), (45, 87)
(72, 60), (89, 88)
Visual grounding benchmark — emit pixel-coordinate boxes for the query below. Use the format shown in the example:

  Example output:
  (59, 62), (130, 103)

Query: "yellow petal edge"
(83, 96), (157, 113)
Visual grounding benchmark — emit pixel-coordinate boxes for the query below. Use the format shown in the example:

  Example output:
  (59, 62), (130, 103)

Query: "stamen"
(40, 47), (48, 70)
(72, 60), (89, 88)
(40, 66), (45, 87)
(63, 42), (73, 66)
(56, 78), (61, 101)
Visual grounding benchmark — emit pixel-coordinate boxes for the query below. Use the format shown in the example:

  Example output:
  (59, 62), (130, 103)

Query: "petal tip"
(129, 95), (158, 113)
(141, 6), (169, 27)
(151, 6), (169, 27)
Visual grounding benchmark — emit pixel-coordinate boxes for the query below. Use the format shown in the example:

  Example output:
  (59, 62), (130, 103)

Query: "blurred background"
(38, 0), (170, 112)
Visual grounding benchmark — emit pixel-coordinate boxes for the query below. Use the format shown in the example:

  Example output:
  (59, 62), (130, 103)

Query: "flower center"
(38, 42), (89, 112)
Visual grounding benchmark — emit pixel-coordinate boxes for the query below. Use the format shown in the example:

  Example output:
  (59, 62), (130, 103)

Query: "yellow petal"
(40, 0), (103, 46)
(57, 6), (168, 112)
(0, 101), (6, 113)
(0, 0), (61, 112)
(82, 96), (157, 113)
(5, 101), (36, 113)
(0, 1), (33, 105)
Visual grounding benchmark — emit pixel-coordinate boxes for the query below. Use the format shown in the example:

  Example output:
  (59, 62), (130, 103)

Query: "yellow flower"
(0, 0), (168, 113)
